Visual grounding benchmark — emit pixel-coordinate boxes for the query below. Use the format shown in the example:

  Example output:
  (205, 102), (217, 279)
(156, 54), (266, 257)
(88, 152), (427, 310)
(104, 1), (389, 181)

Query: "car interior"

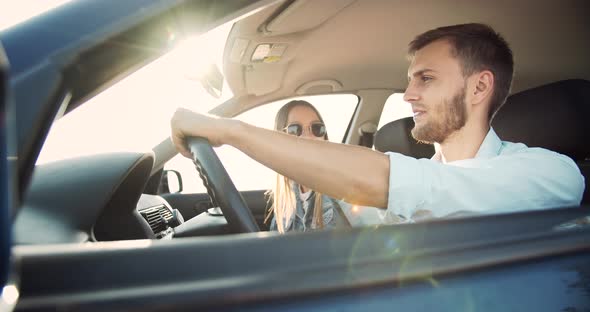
(2, 0), (590, 310)
(10, 0), (590, 243)
(161, 0), (590, 236)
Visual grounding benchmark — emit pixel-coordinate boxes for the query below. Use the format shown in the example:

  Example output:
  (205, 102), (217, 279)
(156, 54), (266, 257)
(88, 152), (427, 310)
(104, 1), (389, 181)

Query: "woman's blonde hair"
(265, 100), (329, 233)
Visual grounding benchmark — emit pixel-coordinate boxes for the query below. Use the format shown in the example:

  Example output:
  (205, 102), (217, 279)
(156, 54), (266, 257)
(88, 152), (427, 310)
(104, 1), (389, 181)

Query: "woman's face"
(286, 105), (327, 141)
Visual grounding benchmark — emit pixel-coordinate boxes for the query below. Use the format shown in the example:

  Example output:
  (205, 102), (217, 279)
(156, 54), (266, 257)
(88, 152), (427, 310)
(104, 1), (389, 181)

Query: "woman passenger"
(266, 100), (350, 233)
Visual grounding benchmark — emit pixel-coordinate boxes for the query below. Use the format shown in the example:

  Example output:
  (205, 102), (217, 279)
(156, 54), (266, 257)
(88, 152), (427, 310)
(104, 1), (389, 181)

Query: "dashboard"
(16, 152), (157, 244)
(15, 150), (241, 245)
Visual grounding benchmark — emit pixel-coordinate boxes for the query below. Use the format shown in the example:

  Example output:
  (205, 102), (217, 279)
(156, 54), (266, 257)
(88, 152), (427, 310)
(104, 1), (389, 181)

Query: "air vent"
(159, 206), (173, 221)
(141, 206), (167, 234)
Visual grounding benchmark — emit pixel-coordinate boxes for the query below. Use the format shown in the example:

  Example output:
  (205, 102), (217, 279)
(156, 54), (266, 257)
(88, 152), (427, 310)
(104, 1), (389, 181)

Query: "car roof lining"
(223, 0), (590, 103)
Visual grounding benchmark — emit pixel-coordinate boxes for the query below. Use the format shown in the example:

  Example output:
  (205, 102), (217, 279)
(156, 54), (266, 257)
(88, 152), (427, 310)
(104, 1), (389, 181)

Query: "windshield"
(35, 20), (233, 164)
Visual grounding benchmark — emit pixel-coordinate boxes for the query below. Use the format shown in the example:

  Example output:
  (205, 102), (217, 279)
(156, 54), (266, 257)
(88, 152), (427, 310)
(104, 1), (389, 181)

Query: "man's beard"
(411, 86), (467, 144)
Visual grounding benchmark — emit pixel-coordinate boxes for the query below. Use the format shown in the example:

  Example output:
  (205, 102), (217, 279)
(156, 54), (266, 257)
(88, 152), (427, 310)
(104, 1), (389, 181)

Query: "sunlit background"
(1, 1), (412, 193)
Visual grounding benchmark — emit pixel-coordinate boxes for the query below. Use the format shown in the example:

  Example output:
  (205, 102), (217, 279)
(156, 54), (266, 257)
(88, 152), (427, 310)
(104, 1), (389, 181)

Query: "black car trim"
(13, 206), (590, 311)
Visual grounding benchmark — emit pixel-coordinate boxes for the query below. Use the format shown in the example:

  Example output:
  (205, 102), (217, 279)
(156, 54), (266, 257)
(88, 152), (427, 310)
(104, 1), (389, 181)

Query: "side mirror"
(159, 170), (183, 194)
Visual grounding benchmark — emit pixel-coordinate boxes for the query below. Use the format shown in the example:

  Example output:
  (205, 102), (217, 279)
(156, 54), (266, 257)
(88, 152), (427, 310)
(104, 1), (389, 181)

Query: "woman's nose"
(301, 127), (314, 138)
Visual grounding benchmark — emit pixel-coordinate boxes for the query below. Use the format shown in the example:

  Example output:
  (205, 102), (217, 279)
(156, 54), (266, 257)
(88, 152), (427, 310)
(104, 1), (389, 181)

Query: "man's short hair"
(408, 23), (514, 121)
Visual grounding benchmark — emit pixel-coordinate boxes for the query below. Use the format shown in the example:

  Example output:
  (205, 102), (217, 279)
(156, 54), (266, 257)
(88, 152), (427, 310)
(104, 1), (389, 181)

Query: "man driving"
(170, 23), (584, 223)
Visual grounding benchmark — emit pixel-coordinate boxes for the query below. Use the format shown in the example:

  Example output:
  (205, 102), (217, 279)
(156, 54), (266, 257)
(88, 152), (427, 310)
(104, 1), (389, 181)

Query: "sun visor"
(245, 63), (287, 96)
(263, 0), (356, 35)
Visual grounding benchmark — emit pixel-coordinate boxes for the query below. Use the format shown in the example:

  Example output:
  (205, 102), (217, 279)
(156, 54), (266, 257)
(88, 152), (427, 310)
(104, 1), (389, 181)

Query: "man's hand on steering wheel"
(170, 108), (236, 158)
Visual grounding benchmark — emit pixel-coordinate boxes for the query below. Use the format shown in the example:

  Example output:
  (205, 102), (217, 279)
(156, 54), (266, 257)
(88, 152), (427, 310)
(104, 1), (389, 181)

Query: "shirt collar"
(474, 127), (503, 158)
(431, 128), (502, 162)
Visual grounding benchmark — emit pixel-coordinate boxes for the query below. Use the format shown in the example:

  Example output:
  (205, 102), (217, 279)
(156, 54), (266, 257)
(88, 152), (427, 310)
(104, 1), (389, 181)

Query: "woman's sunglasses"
(284, 122), (326, 137)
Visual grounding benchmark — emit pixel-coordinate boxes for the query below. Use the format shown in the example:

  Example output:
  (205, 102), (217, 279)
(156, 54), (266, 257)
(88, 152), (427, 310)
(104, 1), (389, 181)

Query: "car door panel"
(14, 207), (590, 311)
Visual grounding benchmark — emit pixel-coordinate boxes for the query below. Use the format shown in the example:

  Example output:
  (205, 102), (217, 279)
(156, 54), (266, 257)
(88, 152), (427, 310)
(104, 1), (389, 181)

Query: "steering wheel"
(186, 137), (260, 233)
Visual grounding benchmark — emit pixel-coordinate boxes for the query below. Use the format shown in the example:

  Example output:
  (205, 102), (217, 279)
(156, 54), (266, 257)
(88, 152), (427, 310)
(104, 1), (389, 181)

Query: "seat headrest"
(374, 117), (435, 158)
(492, 79), (590, 161)
(374, 79), (590, 161)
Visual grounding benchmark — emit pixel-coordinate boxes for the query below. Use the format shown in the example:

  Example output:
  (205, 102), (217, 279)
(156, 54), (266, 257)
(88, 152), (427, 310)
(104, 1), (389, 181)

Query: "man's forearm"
(226, 120), (390, 208)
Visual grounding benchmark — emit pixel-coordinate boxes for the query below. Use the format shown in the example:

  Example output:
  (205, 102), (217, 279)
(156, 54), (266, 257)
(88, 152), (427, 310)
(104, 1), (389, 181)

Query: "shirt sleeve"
(385, 148), (585, 221)
(334, 199), (383, 226)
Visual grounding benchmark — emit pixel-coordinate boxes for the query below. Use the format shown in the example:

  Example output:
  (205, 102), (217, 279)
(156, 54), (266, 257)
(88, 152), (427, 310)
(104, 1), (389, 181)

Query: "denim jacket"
(269, 184), (350, 232)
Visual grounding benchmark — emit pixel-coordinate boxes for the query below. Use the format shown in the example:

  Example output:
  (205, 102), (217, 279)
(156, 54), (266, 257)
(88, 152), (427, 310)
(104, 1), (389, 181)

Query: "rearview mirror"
(198, 63), (224, 99)
(185, 61), (223, 99)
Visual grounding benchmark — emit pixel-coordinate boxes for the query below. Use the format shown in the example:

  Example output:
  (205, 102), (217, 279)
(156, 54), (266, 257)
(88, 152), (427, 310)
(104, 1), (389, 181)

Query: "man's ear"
(470, 70), (494, 106)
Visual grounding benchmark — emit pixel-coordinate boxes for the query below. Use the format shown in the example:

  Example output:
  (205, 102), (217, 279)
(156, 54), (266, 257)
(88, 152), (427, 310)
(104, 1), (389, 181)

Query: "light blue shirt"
(380, 128), (585, 223)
